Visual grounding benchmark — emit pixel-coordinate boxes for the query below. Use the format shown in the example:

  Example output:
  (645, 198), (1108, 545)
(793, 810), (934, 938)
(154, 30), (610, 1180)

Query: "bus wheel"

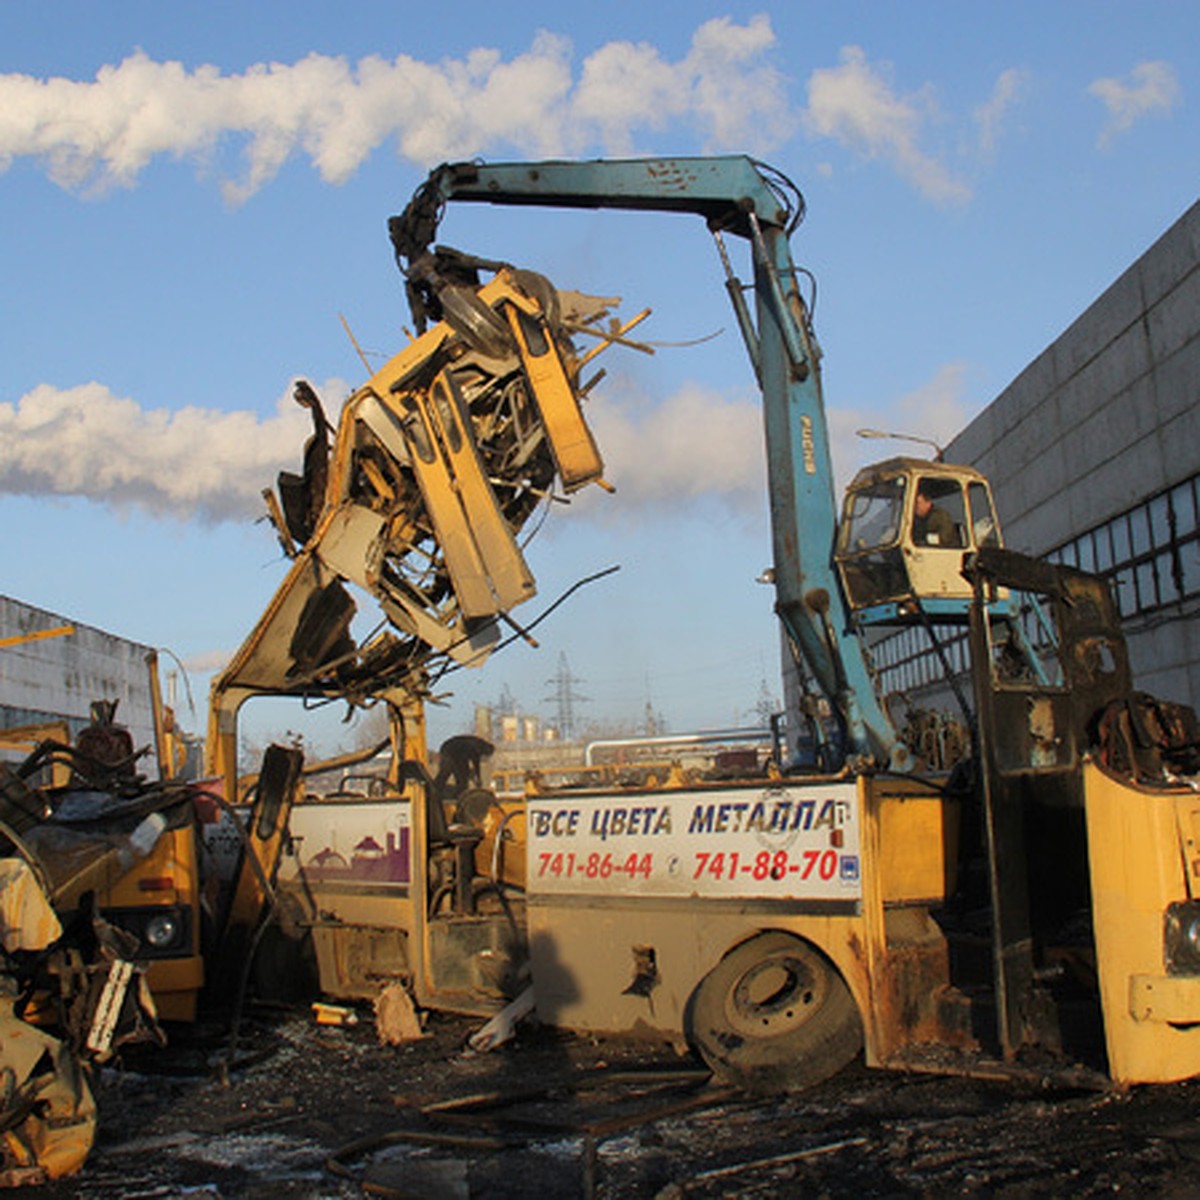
(688, 931), (862, 1093)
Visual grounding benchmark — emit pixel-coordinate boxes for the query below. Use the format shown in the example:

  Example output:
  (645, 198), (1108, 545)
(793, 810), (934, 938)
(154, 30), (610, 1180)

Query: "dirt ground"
(28, 1003), (1200, 1200)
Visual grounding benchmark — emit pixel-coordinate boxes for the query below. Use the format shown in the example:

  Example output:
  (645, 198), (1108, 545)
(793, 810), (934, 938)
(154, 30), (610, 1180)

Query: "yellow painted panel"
(144, 956), (205, 1021)
(875, 790), (958, 904)
(1175, 800), (1200, 899)
(1129, 974), (1200, 1025)
(102, 827), (195, 909)
(399, 389), (496, 618)
(505, 304), (604, 493)
(425, 370), (535, 612)
(1084, 761), (1200, 1083)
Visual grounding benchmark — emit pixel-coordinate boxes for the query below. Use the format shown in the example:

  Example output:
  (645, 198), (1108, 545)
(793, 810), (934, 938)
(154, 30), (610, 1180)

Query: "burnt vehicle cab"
(835, 457), (1002, 622)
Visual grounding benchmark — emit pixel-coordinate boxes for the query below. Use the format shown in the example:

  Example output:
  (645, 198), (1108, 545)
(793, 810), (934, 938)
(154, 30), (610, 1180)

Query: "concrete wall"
(946, 198), (1200, 710)
(0, 595), (161, 778)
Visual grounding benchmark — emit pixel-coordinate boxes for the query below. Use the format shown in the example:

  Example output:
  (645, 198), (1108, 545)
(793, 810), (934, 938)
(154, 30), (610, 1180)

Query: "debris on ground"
(21, 1005), (1200, 1199)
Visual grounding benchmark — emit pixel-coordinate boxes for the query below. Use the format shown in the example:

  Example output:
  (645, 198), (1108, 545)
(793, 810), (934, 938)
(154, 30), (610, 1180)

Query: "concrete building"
(0, 594), (163, 777)
(946, 197), (1200, 711)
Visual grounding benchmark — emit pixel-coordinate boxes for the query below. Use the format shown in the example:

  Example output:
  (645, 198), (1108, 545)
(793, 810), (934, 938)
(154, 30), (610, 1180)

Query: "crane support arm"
(393, 157), (902, 768)
(396, 157), (798, 238)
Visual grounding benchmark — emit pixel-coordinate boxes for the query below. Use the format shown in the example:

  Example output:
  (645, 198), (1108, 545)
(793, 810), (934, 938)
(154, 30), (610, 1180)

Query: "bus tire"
(687, 931), (862, 1093)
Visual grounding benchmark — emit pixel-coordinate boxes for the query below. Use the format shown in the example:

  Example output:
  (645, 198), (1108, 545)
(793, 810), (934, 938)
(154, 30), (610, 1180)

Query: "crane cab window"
(912, 478), (967, 548)
(840, 477), (906, 553)
(837, 477), (909, 609)
(968, 481), (1000, 548)
(838, 462), (1004, 614)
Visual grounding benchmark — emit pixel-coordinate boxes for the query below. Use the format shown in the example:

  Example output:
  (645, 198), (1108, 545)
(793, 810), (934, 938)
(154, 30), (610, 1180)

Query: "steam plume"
(0, 381), (320, 521)
(0, 18), (789, 203)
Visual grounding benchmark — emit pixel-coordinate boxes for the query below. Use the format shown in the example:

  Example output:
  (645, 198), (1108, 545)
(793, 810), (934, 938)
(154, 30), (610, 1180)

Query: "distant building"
(474, 702), (561, 746)
(0, 595), (164, 777)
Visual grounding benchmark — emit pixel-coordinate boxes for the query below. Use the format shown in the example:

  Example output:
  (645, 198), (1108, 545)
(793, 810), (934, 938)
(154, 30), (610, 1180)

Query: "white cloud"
(828, 361), (973, 489)
(0, 380), (342, 521)
(1088, 60), (1180, 147)
(804, 46), (971, 205)
(179, 647), (233, 673)
(572, 14), (792, 157)
(975, 68), (1028, 159)
(584, 381), (765, 516)
(0, 374), (768, 527)
(0, 20), (791, 202)
(564, 361), (973, 523)
(893, 361), (973, 445)
(573, 41), (690, 153)
(684, 14), (795, 151)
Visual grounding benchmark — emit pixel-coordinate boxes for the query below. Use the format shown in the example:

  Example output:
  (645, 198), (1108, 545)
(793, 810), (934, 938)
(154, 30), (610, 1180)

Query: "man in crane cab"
(912, 485), (959, 547)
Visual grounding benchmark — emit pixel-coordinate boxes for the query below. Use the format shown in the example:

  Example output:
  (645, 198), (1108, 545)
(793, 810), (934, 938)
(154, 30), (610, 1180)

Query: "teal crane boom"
(390, 156), (901, 768)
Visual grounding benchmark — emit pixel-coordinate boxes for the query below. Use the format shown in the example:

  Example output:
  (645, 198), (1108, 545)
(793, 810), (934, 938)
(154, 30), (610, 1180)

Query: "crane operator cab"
(835, 457), (1002, 623)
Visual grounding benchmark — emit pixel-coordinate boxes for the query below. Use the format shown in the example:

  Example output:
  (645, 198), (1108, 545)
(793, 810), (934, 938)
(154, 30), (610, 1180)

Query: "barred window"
(1046, 470), (1200, 619)
(866, 624), (972, 699)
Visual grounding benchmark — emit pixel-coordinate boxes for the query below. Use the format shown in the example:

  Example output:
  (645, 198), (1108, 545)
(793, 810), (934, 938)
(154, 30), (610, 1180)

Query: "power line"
(544, 652), (588, 740)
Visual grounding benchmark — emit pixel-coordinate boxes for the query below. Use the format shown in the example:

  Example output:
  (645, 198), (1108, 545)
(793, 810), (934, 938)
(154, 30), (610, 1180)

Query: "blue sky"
(2, 3), (1197, 758)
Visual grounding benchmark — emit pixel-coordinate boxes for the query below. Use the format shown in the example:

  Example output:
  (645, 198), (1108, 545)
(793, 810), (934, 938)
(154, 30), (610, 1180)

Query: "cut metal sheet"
(398, 386), (503, 619)
(424, 368), (536, 613)
(505, 295), (605, 493)
(0, 859), (62, 953)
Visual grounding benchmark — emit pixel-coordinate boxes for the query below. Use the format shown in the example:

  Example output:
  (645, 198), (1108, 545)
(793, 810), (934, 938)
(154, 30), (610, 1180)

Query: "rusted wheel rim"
(725, 948), (828, 1039)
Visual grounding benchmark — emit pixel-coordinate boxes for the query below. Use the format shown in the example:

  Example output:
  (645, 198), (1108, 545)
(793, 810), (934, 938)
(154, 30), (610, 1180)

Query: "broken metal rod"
(574, 308), (654, 369)
(672, 1135), (870, 1191)
(326, 1127), (523, 1184)
(497, 610), (539, 649)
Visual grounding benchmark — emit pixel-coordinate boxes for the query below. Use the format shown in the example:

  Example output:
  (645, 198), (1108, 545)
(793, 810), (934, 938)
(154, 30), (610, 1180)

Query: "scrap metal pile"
(0, 710), (172, 1184)
(208, 238), (643, 747)
(1, 220), (646, 1182)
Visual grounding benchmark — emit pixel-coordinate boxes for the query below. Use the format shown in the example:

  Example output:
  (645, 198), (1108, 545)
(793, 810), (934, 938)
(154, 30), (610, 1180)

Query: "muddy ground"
(29, 1003), (1200, 1199)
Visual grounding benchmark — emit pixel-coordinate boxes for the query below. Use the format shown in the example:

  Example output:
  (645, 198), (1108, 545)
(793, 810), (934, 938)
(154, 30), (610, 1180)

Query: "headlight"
(144, 912), (180, 950)
(102, 906), (191, 959)
(1165, 901), (1200, 974)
